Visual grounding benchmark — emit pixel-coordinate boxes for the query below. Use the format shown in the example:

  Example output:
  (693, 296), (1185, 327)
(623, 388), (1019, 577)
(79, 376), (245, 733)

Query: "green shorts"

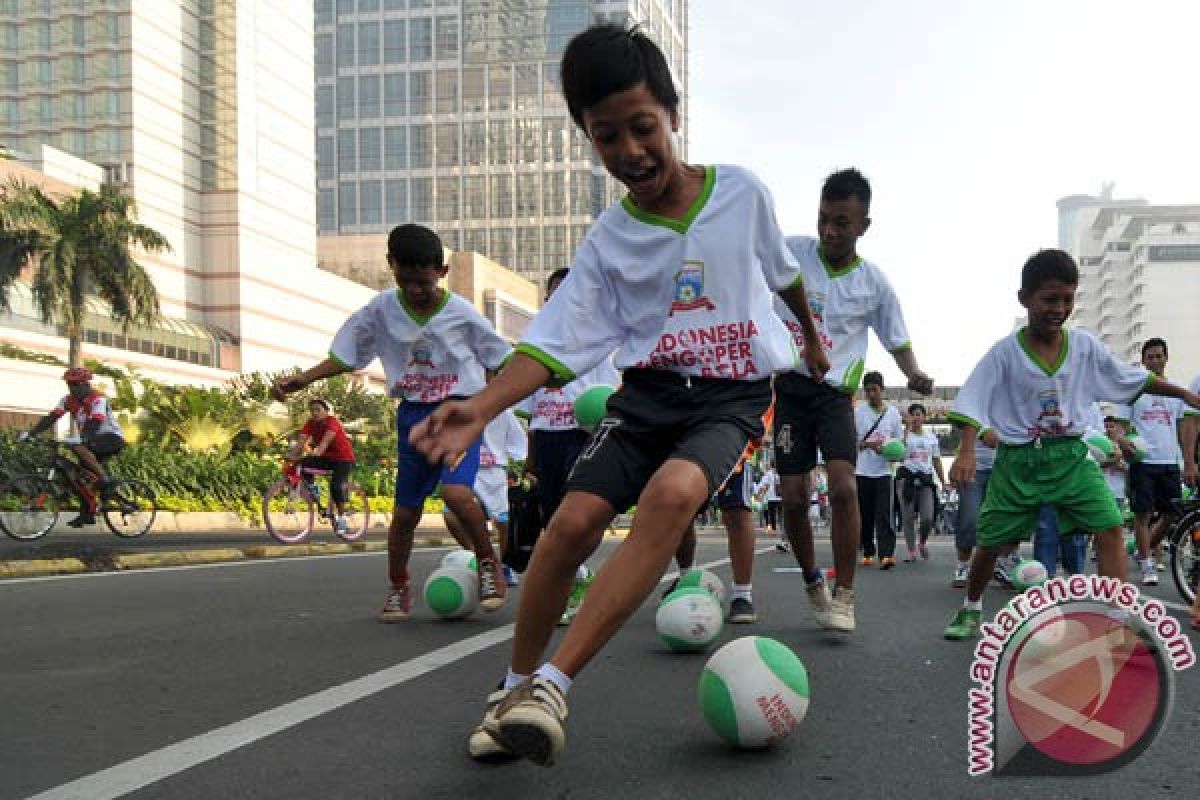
(977, 437), (1123, 549)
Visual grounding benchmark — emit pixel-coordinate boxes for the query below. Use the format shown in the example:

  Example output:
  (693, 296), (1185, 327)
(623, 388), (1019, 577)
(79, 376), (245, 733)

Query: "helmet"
(63, 367), (93, 383)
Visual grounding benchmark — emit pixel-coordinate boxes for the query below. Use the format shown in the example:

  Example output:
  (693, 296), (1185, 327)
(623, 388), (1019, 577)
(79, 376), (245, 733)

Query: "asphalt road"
(3, 537), (1198, 800)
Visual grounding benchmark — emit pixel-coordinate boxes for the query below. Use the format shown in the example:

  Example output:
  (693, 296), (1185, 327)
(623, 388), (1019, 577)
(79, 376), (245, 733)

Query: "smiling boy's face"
(1019, 279), (1076, 335)
(581, 83), (680, 213)
(390, 259), (447, 312)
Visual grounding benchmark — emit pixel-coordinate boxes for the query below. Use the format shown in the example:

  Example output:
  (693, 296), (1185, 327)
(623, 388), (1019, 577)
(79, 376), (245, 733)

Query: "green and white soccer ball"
(674, 567), (727, 606)
(656, 588), (724, 652)
(698, 636), (810, 749)
(880, 439), (907, 462)
(423, 566), (479, 619)
(1084, 433), (1116, 464)
(441, 548), (478, 572)
(1010, 558), (1049, 591)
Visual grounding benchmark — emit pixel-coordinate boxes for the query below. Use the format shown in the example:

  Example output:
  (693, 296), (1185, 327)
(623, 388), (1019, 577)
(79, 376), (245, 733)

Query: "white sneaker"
(502, 565), (520, 587)
(826, 587), (856, 632)
(952, 563), (969, 588)
(334, 515), (348, 534)
(468, 685), (517, 761)
(1141, 560), (1159, 586)
(806, 577), (834, 628)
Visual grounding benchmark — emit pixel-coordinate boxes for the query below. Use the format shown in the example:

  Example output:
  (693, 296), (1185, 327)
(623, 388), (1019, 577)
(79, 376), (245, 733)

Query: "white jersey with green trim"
(480, 410), (526, 469)
(1128, 392), (1185, 465)
(518, 356), (620, 431)
(517, 165), (802, 383)
(902, 429), (940, 475)
(774, 236), (911, 392)
(330, 290), (510, 403)
(949, 328), (1150, 445)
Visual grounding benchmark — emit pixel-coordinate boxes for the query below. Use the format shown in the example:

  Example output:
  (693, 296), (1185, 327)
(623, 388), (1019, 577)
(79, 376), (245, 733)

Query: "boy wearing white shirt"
(409, 25), (828, 766)
(1122, 338), (1187, 585)
(772, 169), (934, 632)
(274, 224), (512, 623)
(944, 249), (1200, 640)
(854, 371), (904, 567)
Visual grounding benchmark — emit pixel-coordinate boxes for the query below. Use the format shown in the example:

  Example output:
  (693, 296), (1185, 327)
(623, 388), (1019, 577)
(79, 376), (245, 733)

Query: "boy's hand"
(804, 339), (830, 381)
(272, 375), (307, 402)
(906, 371), (934, 396)
(410, 399), (488, 467)
(979, 429), (999, 448)
(949, 453), (976, 488)
(1183, 389), (1200, 411)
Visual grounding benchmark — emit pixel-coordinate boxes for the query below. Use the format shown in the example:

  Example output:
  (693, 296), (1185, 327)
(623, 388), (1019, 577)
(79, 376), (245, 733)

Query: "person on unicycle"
(287, 398), (357, 534)
(21, 367), (125, 527)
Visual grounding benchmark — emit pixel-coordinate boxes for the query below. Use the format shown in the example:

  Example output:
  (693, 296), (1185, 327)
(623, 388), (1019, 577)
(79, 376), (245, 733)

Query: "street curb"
(0, 558), (88, 578)
(115, 549), (247, 570)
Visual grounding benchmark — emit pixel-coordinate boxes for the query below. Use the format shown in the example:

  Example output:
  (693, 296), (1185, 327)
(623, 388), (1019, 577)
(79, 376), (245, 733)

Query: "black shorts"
(771, 372), (856, 474)
(566, 369), (771, 514)
(86, 433), (125, 461)
(1128, 462), (1181, 514)
(715, 465), (754, 510)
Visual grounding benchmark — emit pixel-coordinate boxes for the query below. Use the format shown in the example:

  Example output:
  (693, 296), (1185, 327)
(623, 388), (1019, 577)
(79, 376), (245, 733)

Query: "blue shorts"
(394, 401), (481, 510)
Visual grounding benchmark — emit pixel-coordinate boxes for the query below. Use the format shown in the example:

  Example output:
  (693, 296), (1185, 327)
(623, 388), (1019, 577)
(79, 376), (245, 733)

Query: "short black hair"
(547, 267), (569, 289)
(387, 224), (443, 268)
(821, 168), (872, 211)
(1020, 249), (1078, 294)
(863, 370), (885, 388)
(1141, 337), (1168, 358)
(309, 398), (331, 412)
(560, 24), (679, 131)
(908, 403), (927, 415)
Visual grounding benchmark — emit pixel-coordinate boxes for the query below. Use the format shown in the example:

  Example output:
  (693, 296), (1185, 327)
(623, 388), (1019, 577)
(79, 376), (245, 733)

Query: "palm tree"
(0, 181), (168, 367)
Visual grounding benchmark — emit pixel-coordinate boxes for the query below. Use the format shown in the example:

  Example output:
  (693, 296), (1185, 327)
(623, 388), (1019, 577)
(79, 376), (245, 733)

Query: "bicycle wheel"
(101, 480), (157, 538)
(335, 482), (371, 542)
(263, 479), (315, 544)
(0, 475), (62, 541)
(1169, 509), (1200, 605)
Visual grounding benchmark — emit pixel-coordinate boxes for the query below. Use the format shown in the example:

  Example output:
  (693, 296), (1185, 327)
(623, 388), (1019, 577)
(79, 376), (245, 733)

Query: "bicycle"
(261, 460), (370, 544)
(1166, 496), (1200, 605)
(0, 440), (156, 541)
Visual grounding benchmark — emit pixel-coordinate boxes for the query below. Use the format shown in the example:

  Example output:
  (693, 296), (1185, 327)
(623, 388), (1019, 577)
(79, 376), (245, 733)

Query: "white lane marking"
(26, 546), (763, 799)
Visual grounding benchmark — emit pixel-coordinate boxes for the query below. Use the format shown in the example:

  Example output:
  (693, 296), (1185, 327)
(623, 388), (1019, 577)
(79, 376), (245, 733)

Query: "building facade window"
(409, 70), (430, 114)
(383, 72), (406, 116)
(386, 178), (408, 224)
(359, 127), (381, 170)
(338, 181), (358, 225)
(409, 17), (432, 61)
(383, 19), (405, 63)
(357, 20), (380, 65)
(384, 125), (407, 168)
(360, 179), (382, 225)
(409, 123), (431, 167)
(358, 74), (381, 119)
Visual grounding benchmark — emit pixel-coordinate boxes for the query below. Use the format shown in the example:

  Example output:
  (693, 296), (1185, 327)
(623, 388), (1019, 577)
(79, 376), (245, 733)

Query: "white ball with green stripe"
(698, 636), (810, 749)
(673, 567), (727, 606)
(656, 587), (723, 652)
(441, 548), (477, 572)
(423, 566), (479, 619)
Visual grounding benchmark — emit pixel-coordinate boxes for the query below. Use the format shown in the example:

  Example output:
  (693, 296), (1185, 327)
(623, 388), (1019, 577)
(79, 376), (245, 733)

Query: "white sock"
(964, 599), (983, 612)
(956, 560), (969, 570)
(534, 663), (573, 695)
(733, 584), (752, 602)
(576, 564), (590, 580)
(503, 668), (529, 690)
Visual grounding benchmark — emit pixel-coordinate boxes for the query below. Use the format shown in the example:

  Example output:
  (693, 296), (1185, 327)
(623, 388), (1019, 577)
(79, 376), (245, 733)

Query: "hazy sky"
(687, 0), (1200, 385)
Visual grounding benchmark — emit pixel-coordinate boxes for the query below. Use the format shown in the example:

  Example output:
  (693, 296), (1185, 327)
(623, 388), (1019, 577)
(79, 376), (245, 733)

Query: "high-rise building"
(313, 0), (689, 287)
(0, 0), (381, 379)
(1062, 193), (1200, 379)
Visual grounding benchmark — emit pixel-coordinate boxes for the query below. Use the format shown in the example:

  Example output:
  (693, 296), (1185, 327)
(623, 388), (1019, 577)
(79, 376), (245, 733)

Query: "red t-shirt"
(301, 416), (355, 462)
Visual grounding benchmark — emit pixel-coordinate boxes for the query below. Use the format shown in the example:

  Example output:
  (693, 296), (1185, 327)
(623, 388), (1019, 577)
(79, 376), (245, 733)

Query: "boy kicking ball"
(409, 24), (828, 766)
(943, 249), (1200, 640)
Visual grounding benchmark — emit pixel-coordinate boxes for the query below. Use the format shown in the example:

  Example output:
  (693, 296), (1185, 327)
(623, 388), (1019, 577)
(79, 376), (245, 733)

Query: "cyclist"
(288, 398), (356, 534)
(21, 367), (125, 527)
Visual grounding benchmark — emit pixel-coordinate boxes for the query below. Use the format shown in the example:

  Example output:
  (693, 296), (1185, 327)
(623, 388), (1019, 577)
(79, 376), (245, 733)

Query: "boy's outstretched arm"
(892, 348), (934, 395)
(272, 357), (350, 400)
(410, 354), (551, 467)
(777, 283), (830, 379)
(949, 423), (979, 488)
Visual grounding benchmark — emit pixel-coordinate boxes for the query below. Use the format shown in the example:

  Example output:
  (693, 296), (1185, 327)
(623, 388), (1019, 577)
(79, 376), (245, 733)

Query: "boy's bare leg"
(1094, 526), (1128, 582)
(675, 520), (697, 570)
(442, 484), (496, 559)
(723, 506), (755, 585)
(71, 444), (107, 482)
(825, 459), (860, 589)
(510, 491), (614, 675)
(441, 509), (473, 550)
(966, 547), (1001, 603)
(780, 472), (816, 573)
(386, 506), (423, 588)
(547, 460), (709, 678)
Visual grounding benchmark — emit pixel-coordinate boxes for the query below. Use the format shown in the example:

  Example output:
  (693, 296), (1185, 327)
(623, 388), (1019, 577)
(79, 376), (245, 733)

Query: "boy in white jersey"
(943, 250), (1200, 640)
(515, 267), (619, 622)
(1120, 338), (1187, 585)
(409, 24), (828, 766)
(854, 371), (905, 567)
(772, 169), (934, 631)
(897, 403), (946, 561)
(274, 225), (512, 622)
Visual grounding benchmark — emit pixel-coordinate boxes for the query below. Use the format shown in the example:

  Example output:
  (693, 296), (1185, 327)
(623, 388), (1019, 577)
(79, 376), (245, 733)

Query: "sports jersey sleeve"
(871, 272), (912, 352)
(49, 396), (68, 419)
(328, 303), (379, 371)
(504, 412), (528, 463)
(516, 239), (624, 386)
(513, 396), (533, 421)
(948, 343), (1003, 431)
(751, 175), (804, 292)
(1089, 335), (1153, 405)
(466, 308), (513, 371)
